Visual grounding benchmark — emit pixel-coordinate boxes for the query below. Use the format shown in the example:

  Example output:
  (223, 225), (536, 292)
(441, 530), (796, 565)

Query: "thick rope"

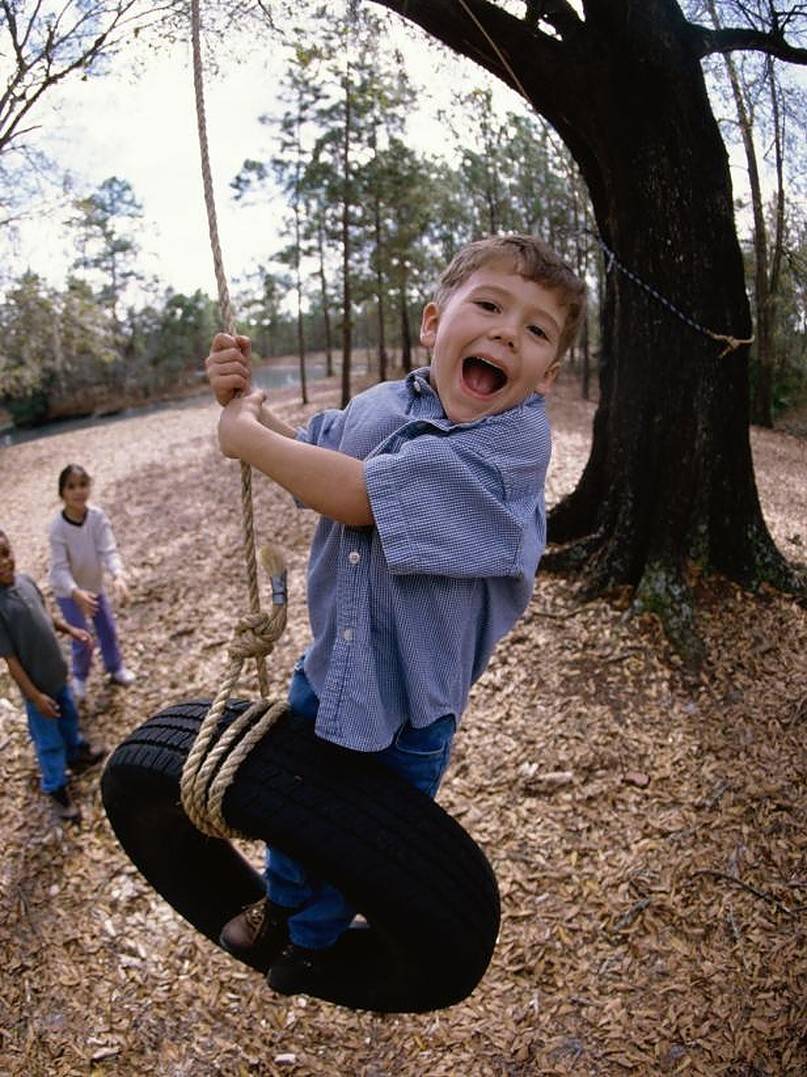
(455, 0), (530, 101)
(181, 0), (289, 837)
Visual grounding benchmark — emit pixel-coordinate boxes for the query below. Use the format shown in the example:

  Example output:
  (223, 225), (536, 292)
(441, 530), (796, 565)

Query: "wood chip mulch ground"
(0, 370), (804, 1076)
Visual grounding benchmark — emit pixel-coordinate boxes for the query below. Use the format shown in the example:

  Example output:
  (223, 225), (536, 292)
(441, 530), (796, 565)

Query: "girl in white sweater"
(48, 464), (135, 701)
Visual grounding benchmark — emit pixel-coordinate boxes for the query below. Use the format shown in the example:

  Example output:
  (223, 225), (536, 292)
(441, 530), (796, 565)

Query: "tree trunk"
(294, 204), (308, 407)
(580, 316), (590, 402)
(317, 218), (334, 378)
(400, 279), (412, 373)
(369, 0), (799, 663)
(340, 70), (353, 409)
(374, 192), (388, 381)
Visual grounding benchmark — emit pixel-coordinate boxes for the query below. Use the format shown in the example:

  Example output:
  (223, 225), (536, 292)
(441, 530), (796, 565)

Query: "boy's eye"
(475, 300), (499, 312)
(529, 324), (550, 340)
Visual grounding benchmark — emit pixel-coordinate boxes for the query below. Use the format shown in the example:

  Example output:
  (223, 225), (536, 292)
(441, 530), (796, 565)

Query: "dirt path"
(0, 373), (804, 1076)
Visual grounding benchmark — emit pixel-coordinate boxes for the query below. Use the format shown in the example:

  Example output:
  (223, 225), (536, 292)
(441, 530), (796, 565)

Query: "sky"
(3, 2), (782, 309)
(4, 18), (516, 304)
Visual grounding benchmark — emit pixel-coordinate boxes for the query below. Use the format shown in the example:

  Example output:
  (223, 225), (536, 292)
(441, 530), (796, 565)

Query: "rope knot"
(228, 610), (282, 662)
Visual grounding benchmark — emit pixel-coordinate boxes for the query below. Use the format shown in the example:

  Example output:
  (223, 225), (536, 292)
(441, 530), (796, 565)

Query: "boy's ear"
(419, 302), (440, 348)
(535, 359), (561, 395)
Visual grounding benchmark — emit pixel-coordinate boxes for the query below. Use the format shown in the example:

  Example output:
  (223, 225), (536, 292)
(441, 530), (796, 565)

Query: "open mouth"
(461, 356), (507, 397)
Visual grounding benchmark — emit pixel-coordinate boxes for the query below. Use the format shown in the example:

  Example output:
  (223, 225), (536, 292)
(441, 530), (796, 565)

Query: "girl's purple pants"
(57, 592), (123, 680)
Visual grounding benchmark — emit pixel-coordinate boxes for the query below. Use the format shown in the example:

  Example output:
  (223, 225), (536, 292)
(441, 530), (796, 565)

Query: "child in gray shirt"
(0, 529), (104, 822)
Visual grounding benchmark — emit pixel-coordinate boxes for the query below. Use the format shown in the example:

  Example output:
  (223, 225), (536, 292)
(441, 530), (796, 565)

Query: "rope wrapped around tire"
(101, 699), (501, 1013)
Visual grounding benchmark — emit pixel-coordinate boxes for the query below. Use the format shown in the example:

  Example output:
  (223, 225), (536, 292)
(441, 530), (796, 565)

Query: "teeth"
(471, 356), (501, 371)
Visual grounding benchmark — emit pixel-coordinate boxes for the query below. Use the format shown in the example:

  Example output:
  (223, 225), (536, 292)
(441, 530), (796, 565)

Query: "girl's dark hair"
(58, 464), (91, 498)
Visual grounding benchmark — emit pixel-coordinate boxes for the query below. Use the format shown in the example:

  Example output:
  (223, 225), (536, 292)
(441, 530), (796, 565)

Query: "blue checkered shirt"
(297, 367), (551, 751)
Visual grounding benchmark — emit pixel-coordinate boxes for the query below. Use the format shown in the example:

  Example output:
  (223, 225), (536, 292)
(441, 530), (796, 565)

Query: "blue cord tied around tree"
(587, 229), (754, 358)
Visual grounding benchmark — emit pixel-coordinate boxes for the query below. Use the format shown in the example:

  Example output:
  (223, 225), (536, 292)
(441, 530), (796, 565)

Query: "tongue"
(463, 356), (503, 395)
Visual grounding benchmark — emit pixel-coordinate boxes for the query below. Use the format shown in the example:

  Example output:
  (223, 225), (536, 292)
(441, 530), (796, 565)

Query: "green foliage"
(153, 291), (218, 377)
(69, 176), (144, 321)
(743, 203), (807, 420)
(0, 270), (221, 425)
(0, 272), (55, 399)
(237, 268), (293, 359)
(770, 239), (807, 416)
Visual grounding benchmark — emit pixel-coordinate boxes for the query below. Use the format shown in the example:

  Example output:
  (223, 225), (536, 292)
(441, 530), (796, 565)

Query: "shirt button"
(342, 628), (353, 642)
(413, 381), (421, 394)
(348, 551), (360, 565)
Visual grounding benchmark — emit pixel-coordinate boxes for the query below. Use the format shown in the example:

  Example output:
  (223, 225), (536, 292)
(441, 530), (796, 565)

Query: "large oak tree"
(369, 0), (806, 659)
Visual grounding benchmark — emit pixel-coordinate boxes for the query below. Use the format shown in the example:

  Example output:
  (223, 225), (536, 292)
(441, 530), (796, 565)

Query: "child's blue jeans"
(266, 662), (456, 949)
(25, 684), (85, 793)
(57, 592), (123, 681)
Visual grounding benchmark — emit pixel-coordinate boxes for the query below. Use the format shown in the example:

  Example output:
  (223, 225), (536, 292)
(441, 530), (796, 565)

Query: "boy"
(205, 234), (586, 995)
(0, 529), (105, 822)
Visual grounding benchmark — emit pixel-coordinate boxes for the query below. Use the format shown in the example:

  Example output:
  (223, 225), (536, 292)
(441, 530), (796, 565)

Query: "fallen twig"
(533, 606), (590, 620)
(701, 781), (732, 811)
(611, 897), (651, 932)
(691, 869), (795, 915)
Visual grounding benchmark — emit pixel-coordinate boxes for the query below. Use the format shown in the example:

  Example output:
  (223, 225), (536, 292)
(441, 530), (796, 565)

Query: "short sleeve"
(364, 434), (535, 579)
(297, 407), (350, 451)
(0, 614), (11, 657)
(48, 519), (77, 597)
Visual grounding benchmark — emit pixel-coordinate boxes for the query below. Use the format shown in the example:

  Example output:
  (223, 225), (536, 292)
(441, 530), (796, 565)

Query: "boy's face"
(0, 535), (15, 587)
(420, 260), (566, 424)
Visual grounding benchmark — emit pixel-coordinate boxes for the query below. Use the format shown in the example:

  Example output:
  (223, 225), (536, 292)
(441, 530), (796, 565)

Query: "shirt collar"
(405, 367), (434, 399)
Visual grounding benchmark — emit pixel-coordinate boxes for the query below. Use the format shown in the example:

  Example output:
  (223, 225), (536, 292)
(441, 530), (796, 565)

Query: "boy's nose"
(490, 325), (518, 349)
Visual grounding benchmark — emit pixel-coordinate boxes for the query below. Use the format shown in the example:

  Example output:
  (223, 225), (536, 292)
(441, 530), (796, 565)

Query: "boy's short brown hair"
(433, 234), (587, 359)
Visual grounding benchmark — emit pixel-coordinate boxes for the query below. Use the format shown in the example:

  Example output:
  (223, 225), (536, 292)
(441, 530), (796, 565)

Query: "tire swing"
(101, 1), (500, 1014)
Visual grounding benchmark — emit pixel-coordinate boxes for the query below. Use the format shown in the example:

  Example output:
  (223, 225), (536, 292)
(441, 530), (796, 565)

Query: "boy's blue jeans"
(25, 684), (85, 793)
(266, 662), (456, 950)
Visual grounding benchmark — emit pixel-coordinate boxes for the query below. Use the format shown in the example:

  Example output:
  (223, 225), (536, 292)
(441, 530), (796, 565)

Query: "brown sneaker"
(267, 940), (342, 998)
(69, 742), (107, 775)
(219, 898), (296, 968)
(48, 785), (82, 823)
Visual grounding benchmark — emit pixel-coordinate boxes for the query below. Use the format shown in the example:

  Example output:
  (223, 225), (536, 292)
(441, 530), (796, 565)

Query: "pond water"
(0, 362), (330, 449)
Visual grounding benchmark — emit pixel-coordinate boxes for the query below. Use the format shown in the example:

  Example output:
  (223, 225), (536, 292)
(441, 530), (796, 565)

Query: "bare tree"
(0, 1), (176, 156)
(0, 1), (177, 232)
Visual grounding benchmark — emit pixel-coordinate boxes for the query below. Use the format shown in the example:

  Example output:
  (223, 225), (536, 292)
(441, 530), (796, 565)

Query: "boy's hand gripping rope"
(180, 0), (288, 838)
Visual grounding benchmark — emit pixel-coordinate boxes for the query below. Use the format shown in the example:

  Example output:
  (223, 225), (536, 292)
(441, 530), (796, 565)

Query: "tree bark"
(400, 278), (412, 373)
(369, 0), (801, 662)
(374, 192), (388, 380)
(341, 68), (353, 409)
(316, 215), (334, 378)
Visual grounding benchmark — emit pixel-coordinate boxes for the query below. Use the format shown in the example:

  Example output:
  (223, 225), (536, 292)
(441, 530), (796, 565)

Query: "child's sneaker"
(71, 676), (87, 702)
(267, 941), (341, 997)
(110, 666), (135, 687)
(48, 785), (81, 823)
(219, 898), (295, 968)
(69, 742), (107, 775)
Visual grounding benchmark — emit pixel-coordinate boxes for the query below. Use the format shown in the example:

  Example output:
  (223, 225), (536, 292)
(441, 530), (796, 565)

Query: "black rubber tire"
(101, 700), (500, 1013)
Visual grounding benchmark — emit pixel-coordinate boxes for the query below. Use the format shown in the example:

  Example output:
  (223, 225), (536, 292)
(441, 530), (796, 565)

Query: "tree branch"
(525, 0), (583, 37)
(691, 23), (807, 64)
(367, 0), (565, 99)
